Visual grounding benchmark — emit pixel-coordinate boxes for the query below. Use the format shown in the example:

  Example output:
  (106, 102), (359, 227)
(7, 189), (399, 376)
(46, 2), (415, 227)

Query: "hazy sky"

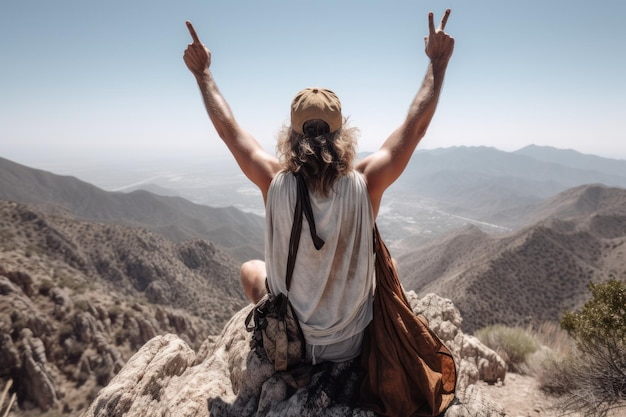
(1, 0), (625, 169)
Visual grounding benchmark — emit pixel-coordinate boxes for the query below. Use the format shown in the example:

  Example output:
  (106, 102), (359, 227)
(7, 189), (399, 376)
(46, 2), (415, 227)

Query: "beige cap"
(290, 87), (342, 134)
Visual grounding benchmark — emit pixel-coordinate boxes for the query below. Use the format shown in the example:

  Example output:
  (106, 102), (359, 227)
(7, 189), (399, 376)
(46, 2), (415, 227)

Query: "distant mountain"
(514, 145), (626, 178)
(387, 146), (626, 229)
(0, 157), (264, 263)
(398, 184), (626, 333)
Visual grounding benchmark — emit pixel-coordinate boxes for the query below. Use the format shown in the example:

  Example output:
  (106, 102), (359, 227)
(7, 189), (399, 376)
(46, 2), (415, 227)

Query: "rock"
(19, 329), (59, 411)
(0, 330), (20, 376)
(74, 311), (104, 344)
(49, 287), (74, 318)
(409, 292), (507, 394)
(84, 333), (197, 416)
(459, 334), (507, 384)
(84, 294), (505, 416)
(445, 385), (506, 417)
(121, 314), (159, 350)
(4, 270), (35, 298)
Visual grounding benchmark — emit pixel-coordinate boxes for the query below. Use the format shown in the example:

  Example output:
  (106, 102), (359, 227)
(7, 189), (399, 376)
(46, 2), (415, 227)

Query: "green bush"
(561, 279), (626, 351)
(553, 279), (626, 416)
(475, 324), (539, 373)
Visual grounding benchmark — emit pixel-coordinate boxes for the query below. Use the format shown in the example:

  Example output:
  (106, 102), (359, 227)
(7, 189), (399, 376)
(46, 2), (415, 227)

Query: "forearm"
(183, 21), (279, 199)
(195, 69), (241, 145)
(194, 69), (279, 197)
(406, 59), (448, 137)
(375, 57), (449, 180)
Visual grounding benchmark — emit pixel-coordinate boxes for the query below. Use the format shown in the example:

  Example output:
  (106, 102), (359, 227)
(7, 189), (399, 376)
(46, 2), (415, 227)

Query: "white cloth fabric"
(265, 170), (375, 362)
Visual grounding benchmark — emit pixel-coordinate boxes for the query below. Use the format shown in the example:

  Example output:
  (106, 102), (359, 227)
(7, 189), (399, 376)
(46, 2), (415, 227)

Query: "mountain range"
(0, 156), (265, 264)
(399, 183), (626, 332)
(388, 145), (626, 229)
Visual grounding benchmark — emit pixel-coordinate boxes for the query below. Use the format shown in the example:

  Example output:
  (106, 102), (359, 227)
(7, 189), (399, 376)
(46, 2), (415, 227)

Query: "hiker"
(183, 9), (454, 364)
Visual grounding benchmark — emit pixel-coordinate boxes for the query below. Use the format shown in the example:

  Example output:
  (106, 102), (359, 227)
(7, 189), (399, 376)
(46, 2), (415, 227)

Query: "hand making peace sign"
(425, 9), (455, 63)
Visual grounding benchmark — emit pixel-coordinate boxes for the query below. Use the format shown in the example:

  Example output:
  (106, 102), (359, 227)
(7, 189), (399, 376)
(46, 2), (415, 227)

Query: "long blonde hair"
(276, 119), (359, 197)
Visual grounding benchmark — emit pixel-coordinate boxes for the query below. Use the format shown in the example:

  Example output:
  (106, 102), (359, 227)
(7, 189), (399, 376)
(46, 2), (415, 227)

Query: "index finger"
(186, 21), (200, 43)
(438, 9), (451, 32)
(428, 12), (436, 35)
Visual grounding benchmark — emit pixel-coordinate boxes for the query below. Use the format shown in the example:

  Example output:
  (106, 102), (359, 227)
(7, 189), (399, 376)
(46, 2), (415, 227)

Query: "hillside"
(0, 199), (248, 413)
(398, 184), (626, 333)
(388, 146), (626, 229)
(0, 157), (265, 263)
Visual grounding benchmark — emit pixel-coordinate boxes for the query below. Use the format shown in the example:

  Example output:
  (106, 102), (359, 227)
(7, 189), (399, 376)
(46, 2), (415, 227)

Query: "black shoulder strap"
(285, 173), (325, 291)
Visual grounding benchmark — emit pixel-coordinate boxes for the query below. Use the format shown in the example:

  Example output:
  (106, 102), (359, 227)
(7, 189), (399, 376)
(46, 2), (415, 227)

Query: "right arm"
(356, 10), (454, 218)
(183, 21), (280, 202)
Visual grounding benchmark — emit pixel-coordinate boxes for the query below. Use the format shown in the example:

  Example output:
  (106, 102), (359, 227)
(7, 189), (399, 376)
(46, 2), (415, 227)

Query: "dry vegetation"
(477, 318), (625, 416)
(399, 186), (626, 334)
(0, 200), (248, 415)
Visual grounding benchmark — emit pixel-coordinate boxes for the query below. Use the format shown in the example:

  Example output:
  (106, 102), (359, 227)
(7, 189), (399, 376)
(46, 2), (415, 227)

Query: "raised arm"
(356, 9), (455, 217)
(183, 21), (280, 202)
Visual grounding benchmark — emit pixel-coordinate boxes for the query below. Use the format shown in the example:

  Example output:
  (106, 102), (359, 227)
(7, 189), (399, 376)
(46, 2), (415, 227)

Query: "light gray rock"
(19, 328), (59, 412)
(84, 294), (505, 416)
(49, 286), (73, 318)
(409, 292), (507, 396)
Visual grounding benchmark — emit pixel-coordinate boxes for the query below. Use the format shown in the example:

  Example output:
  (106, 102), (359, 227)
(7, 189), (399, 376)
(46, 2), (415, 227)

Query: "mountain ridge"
(0, 156), (265, 263)
(398, 183), (626, 333)
(388, 146), (626, 229)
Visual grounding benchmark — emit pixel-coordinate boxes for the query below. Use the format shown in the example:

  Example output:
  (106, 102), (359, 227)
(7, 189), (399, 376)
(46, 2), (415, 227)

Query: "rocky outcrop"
(84, 293), (507, 416)
(408, 292), (507, 391)
(19, 328), (60, 411)
(0, 199), (252, 415)
(0, 269), (213, 414)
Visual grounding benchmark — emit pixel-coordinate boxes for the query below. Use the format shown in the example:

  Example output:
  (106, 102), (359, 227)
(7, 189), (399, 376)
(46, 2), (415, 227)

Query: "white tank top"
(265, 171), (375, 352)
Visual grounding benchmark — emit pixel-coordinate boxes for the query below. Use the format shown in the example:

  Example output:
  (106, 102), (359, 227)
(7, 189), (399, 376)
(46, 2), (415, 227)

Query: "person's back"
(266, 170), (374, 363)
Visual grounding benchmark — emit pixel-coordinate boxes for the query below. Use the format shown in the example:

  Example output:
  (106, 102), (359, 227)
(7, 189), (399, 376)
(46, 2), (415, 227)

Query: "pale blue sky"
(1, 0), (625, 169)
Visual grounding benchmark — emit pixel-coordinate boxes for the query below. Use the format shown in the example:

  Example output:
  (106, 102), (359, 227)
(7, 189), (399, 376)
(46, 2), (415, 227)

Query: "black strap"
(285, 174), (325, 291)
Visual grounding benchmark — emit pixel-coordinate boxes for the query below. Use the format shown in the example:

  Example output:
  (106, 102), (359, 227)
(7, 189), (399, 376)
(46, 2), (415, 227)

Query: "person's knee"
(240, 260), (264, 283)
(240, 260), (266, 303)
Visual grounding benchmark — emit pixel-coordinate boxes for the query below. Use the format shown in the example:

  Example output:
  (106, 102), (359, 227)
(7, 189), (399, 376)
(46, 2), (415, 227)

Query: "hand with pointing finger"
(424, 9), (455, 63)
(183, 21), (212, 78)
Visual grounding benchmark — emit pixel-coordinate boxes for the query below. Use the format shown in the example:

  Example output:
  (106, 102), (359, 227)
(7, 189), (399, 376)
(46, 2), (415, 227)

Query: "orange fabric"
(360, 226), (456, 416)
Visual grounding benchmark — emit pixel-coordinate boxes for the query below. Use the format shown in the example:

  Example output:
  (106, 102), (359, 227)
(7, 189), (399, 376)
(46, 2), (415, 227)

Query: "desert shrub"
(540, 343), (626, 416)
(74, 299), (91, 312)
(95, 366), (112, 386)
(475, 324), (539, 373)
(561, 279), (626, 350)
(108, 305), (123, 324)
(58, 323), (75, 341)
(548, 279), (626, 416)
(527, 321), (575, 355)
(66, 341), (87, 364)
(524, 321), (576, 378)
(39, 278), (55, 295)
